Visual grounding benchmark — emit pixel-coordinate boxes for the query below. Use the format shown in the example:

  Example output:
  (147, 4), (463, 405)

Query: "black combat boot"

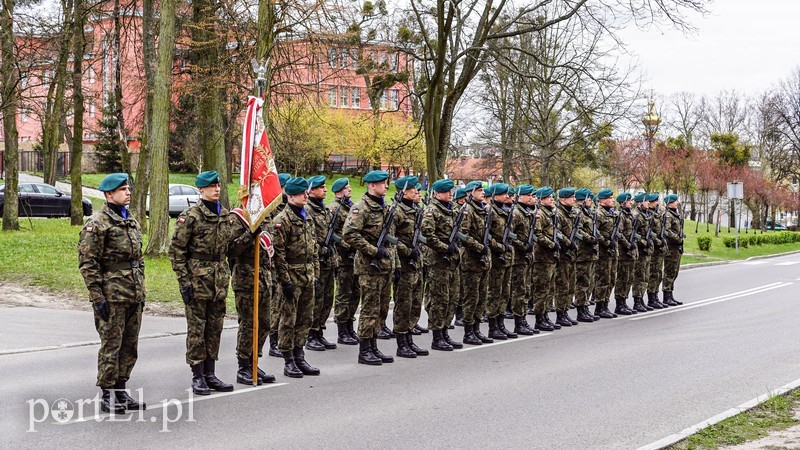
(474, 323), (494, 343)
(282, 351), (303, 378)
(589, 293), (596, 306)
(204, 360), (234, 392)
(407, 334), (429, 355)
(305, 329), (326, 351)
(614, 297), (634, 315)
(647, 293), (664, 309)
(596, 302), (614, 319)
(654, 292), (668, 308)
(543, 312), (562, 330)
(293, 347), (321, 375)
(555, 312), (573, 327)
(534, 314), (554, 332)
(347, 319), (361, 342)
(442, 327), (464, 348)
(522, 317), (539, 334)
(358, 340), (382, 365)
(338, 322), (358, 345)
(268, 333), (281, 358)
(632, 297), (649, 313)
(565, 310), (579, 325)
(431, 330), (454, 351)
(100, 388), (127, 414)
(514, 316), (535, 335)
(370, 338), (394, 363)
(410, 324), (422, 335)
(396, 334), (417, 358)
(463, 323), (483, 345)
(256, 366), (275, 384)
(487, 317), (507, 340)
(377, 323), (395, 339)
(455, 305), (465, 327)
(496, 316), (518, 338)
(113, 380), (146, 410)
(318, 328), (337, 349)
(666, 291), (682, 305)
(577, 306), (595, 323)
(190, 363), (211, 395)
(642, 296), (654, 311)
(414, 323), (429, 334)
(602, 301), (618, 318)
(236, 357), (262, 385)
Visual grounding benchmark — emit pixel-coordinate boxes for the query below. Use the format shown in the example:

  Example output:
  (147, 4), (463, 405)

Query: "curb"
(681, 248), (800, 271)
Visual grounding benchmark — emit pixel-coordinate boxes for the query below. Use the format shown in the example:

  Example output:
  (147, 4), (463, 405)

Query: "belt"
(286, 256), (313, 264)
(188, 252), (224, 262)
(104, 260), (140, 272)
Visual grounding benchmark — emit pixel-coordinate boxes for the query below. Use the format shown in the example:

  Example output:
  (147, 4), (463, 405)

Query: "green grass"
(680, 219), (800, 265)
(670, 389), (800, 449)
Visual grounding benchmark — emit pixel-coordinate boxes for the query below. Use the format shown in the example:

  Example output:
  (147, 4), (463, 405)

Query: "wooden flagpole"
(252, 233), (260, 386)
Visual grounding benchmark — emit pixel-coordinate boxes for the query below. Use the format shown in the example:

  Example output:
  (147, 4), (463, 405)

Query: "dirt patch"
(721, 409), (800, 450)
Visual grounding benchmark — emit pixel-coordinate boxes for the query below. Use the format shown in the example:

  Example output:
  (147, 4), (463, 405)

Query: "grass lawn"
(680, 219), (800, 264)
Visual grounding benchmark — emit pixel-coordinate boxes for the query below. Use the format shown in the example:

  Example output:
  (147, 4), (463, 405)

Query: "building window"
(389, 89), (399, 109)
(339, 48), (348, 69)
(351, 87), (360, 108)
(20, 109), (27, 123)
(327, 86), (337, 107)
(350, 49), (359, 69)
(340, 86), (349, 107)
(390, 52), (398, 71)
(379, 90), (387, 110)
(327, 47), (337, 68)
(88, 98), (96, 117)
(379, 52), (388, 67)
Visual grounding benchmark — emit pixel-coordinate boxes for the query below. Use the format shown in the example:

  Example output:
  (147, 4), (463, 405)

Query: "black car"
(0, 183), (93, 217)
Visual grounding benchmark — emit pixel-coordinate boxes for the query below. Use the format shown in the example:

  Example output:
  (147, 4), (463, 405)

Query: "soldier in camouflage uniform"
(484, 183), (518, 339)
(329, 178), (361, 345)
(592, 189), (619, 319)
(409, 183), (428, 335)
(305, 175), (339, 351)
(532, 187), (561, 332)
(574, 188), (599, 323)
(662, 194), (684, 306)
(449, 188), (468, 329)
(631, 193), (654, 312)
(271, 177), (321, 377)
(343, 170), (399, 365)
(268, 173), (292, 358)
(646, 193), (668, 309)
(613, 192), (639, 315)
(554, 188), (580, 328)
(79, 173), (145, 414)
(169, 170), (237, 395)
(509, 185), (537, 335)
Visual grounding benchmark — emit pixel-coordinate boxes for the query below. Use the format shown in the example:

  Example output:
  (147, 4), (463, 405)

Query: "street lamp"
(642, 98), (660, 153)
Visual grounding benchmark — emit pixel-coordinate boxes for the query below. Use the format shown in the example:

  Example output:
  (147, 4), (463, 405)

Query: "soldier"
(527, 191), (540, 316)
(646, 193), (668, 309)
(420, 179), (464, 350)
(343, 170), (399, 365)
(592, 189), (619, 319)
(330, 178), (361, 345)
(662, 194), (684, 306)
(391, 175), (429, 358)
(169, 170), (236, 395)
(553, 188), (579, 327)
(509, 185), (538, 334)
(450, 188), (468, 328)
(485, 183), (518, 339)
(305, 175), (339, 351)
(78, 173), (145, 414)
(613, 192), (639, 315)
(531, 187), (561, 331)
(631, 193), (653, 312)
(574, 188), (599, 322)
(410, 182), (430, 336)
(271, 177), (321, 377)
(267, 172), (293, 358)
(228, 210), (277, 385)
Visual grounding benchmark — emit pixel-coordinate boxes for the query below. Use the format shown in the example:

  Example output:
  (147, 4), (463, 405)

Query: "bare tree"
(1, 0), (20, 230)
(68, 0), (85, 226)
(666, 91), (706, 147)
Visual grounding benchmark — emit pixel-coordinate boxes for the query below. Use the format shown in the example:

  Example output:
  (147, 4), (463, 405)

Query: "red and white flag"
(239, 96), (282, 231)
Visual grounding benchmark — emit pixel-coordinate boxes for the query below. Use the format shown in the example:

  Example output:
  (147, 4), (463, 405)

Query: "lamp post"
(642, 98), (660, 192)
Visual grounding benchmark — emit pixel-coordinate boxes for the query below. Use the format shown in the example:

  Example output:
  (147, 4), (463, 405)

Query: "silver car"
(146, 184), (200, 217)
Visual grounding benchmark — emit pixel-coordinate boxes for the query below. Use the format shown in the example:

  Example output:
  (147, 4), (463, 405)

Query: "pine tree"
(94, 99), (123, 173)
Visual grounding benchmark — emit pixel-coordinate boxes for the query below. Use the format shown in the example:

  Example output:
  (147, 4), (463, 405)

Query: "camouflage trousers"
(487, 261), (511, 318)
(392, 268), (421, 334)
(333, 264), (360, 324)
(312, 267), (335, 331)
(554, 261), (576, 311)
(269, 284), (281, 340)
(614, 259), (636, 300)
(232, 262), (271, 359)
(531, 262), (557, 315)
(632, 253), (651, 299)
(445, 268), (462, 326)
(662, 255), (681, 292)
(648, 254), (664, 294)
(575, 260), (596, 306)
(422, 264), (433, 313)
(410, 272), (424, 329)
(462, 268), (490, 326)
(426, 263), (457, 330)
(277, 279), (314, 352)
(94, 302), (143, 388)
(511, 263), (531, 317)
(185, 295), (228, 366)
(358, 273), (391, 339)
(593, 258), (617, 304)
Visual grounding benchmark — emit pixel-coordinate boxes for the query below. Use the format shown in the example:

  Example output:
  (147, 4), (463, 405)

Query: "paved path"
(18, 173), (105, 200)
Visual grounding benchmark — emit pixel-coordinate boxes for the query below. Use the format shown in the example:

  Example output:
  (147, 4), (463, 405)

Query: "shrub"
(722, 236), (736, 248)
(697, 236), (712, 251)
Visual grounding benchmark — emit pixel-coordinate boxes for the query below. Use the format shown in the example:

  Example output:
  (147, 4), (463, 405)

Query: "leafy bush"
(697, 236), (712, 251)
(723, 236), (735, 248)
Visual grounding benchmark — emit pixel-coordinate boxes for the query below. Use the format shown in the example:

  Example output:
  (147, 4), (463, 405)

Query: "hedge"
(722, 231), (800, 248)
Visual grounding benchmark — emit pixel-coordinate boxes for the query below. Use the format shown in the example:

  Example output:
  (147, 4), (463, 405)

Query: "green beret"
(279, 173), (291, 187)
(415, 183), (422, 190)
(307, 175), (326, 189)
(596, 188), (613, 200)
(465, 181), (483, 191)
(284, 177), (310, 195)
(454, 188), (467, 200)
(508, 186), (517, 196)
(331, 177), (349, 193)
(98, 173), (129, 192)
(487, 183), (509, 196)
(195, 170), (220, 188)
(617, 192), (632, 203)
(536, 186), (554, 199)
(557, 187), (576, 198)
(665, 194), (678, 204)
(364, 170), (389, 183)
(517, 184), (535, 195)
(633, 192), (647, 203)
(575, 188), (592, 201)
(395, 175), (419, 190)
(647, 193), (660, 203)
(431, 179), (455, 193)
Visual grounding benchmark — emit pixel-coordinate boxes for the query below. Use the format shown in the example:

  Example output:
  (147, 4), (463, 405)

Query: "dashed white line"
(455, 333), (552, 352)
(775, 261), (800, 266)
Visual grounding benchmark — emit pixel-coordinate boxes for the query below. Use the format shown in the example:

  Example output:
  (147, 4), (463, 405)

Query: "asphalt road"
(2, 253), (799, 449)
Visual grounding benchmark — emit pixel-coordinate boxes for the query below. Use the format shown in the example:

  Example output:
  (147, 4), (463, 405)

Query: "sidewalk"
(18, 173), (105, 200)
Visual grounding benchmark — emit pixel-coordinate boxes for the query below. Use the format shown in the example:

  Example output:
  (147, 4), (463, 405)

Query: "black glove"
(320, 246), (329, 258)
(93, 299), (110, 322)
(447, 241), (458, 255)
(250, 223), (263, 238)
(553, 241), (561, 252)
(503, 243), (511, 254)
(393, 268), (402, 284)
(480, 244), (489, 256)
(526, 243), (534, 254)
(410, 247), (421, 260)
(282, 281), (295, 300)
(180, 285), (193, 305)
(375, 246), (389, 261)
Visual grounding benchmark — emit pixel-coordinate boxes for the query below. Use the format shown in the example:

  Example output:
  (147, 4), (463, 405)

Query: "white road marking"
(630, 282), (793, 321)
(775, 261), (800, 266)
(455, 333), (551, 352)
(741, 261), (767, 265)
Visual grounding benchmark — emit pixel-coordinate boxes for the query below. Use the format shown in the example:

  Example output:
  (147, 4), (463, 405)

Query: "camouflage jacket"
(343, 194), (399, 276)
(663, 207), (684, 256)
(596, 205), (618, 260)
(459, 200), (490, 272)
(556, 203), (578, 262)
(393, 199), (420, 273)
(271, 204), (319, 287)
(421, 198), (460, 268)
(488, 201), (513, 268)
(649, 208), (665, 256)
(228, 216), (272, 291)
(510, 204), (533, 266)
(78, 203), (145, 304)
(634, 206), (654, 256)
(576, 205), (599, 262)
(617, 207), (639, 261)
(533, 205), (559, 264)
(169, 201), (239, 289)
(329, 197), (354, 266)
(307, 198), (340, 271)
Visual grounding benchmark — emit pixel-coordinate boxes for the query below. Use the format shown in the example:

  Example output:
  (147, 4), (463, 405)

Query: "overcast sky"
(618, 0), (800, 98)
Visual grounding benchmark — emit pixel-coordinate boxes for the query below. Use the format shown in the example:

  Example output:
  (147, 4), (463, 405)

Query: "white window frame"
(351, 87), (361, 108)
(340, 86), (349, 107)
(327, 86), (337, 107)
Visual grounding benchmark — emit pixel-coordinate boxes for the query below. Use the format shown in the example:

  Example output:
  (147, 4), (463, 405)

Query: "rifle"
(552, 207), (561, 267)
(498, 194), (518, 263)
(567, 210), (582, 251)
(608, 209), (621, 257)
(408, 203), (427, 270)
(644, 211), (655, 253)
(591, 206), (599, 253)
(480, 191), (496, 264)
(322, 201), (343, 262)
(524, 205), (539, 262)
(370, 181), (409, 271)
(660, 209), (669, 253)
(678, 202), (685, 253)
(444, 188), (475, 263)
(626, 213), (640, 258)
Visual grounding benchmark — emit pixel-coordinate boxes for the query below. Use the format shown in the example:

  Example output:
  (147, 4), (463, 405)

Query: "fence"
(0, 151), (70, 178)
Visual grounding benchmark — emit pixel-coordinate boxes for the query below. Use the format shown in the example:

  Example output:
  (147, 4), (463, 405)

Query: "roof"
(445, 156), (503, 181)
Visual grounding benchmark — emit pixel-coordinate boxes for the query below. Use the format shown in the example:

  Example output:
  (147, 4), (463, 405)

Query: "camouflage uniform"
(662, 207), (684, 293)
(647, 208), (666, 297)
(307, 198), (340, 334)
(331, 197), (361, 326)
(532, 206), (559, 315)
(271, 205), (319, 352)
(79, 204), (145, 388)
(614, 206), (639, 302)
(632, 205), (653, 301)
(169, 201), (237, 366)
(575, 205), (599, 307)
(420, 198), (461, 330)
(555, 203), (578, 313)
(510, 204), (533, 318)
(460, 199), (491, 326)
(392, 200), (421, 334)
(593, 205), (619, 304)
(342, 194), (398, 339)
(487, 201), (513, 318)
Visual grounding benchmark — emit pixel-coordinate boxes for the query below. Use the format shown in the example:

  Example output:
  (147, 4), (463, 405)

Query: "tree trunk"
(69, 0), (85, 226)
(42, 1), (72, 186)
(130, 0), (155, 231)
(144, 0), (175, 256)
(1, 0), (20, 230)
(112, 0), (132, 175)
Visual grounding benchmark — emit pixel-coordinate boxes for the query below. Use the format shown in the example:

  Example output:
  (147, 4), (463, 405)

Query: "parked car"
(146, 184), (200, 217)
(765, 220), (787, 231)
(0, 183), (93, 217)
